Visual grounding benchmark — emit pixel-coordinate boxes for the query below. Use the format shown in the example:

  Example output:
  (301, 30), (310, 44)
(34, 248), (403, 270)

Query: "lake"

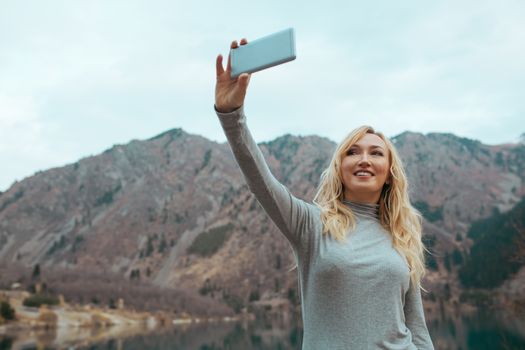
(1, 308), (524, 350)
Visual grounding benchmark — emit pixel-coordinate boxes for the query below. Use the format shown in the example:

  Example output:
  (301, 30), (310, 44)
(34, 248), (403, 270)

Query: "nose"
(358, 153), (371, 165)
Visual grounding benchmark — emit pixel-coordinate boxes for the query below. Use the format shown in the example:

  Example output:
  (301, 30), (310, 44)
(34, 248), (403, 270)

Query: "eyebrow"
(350, 144), (386, 150)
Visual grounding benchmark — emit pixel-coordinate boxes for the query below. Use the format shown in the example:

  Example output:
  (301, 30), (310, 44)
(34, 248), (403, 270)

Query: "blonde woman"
(214, 38), (435, 350)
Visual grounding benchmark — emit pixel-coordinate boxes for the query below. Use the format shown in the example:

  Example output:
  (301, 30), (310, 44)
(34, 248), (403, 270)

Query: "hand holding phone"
(215, 28), (297, 113)
(215, 38), (252, 113)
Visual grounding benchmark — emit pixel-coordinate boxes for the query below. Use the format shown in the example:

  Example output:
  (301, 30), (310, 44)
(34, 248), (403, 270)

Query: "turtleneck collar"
(342, 199), (380, 220)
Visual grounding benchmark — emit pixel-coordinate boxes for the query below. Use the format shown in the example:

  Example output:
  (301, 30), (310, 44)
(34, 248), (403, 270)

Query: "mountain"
(0, 127), (523, 314)
(459, 197), (525, 289)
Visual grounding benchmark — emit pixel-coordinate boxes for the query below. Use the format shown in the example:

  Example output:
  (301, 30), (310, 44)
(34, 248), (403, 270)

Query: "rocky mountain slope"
(0, 127), (523, 313)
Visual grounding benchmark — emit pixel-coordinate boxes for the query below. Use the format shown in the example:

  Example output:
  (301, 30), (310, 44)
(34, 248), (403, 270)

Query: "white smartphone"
(230, 28), (296, 79)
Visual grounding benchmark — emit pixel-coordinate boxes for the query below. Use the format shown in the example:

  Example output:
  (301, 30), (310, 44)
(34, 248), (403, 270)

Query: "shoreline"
(0, 289), (251, 349)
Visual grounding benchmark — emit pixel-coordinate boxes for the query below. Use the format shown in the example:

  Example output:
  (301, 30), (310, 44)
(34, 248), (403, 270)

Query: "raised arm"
(404, 281), (435, 349)
(214, 38), (315, 250)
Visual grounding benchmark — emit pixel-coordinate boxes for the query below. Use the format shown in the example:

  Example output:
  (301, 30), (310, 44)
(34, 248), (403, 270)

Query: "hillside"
(0, 125), (523, 314)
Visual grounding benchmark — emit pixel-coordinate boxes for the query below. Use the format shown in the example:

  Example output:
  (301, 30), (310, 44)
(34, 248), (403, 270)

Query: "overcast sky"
(1, 0), (523, 192)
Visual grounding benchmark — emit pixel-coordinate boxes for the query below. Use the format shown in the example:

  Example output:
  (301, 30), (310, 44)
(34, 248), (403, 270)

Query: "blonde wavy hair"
(312, 126), (429, 291)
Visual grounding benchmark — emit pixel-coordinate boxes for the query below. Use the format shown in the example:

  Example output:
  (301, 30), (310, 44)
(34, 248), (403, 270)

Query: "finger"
(216, 54), (224, 77)
(239, 73), (251, 87)
(226, 40), (237, 72)
(240, 38), (248, 45)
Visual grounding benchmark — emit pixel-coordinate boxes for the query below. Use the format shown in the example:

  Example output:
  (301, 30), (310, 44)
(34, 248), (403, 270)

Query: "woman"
(214, 38), (435, 350)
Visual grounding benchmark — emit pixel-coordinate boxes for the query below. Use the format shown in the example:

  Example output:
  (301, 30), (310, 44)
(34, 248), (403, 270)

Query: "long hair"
(312, 126), (428, 290)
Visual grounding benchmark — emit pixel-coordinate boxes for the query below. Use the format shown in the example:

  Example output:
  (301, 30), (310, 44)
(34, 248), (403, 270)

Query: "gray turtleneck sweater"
(215, 105), (435, 350)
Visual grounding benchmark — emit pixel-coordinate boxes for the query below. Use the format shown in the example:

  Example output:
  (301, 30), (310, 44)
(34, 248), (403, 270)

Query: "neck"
(343, 190), (381, 204)
(342, 199), (380, 220)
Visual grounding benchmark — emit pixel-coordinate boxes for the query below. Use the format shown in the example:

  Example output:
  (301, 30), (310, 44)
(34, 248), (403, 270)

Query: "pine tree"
(0, 301), (15, 320)
(32, 264), (40, 279)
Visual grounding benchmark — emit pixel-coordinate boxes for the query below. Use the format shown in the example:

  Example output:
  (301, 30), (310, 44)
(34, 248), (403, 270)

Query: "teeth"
(356, 171), (372, 176)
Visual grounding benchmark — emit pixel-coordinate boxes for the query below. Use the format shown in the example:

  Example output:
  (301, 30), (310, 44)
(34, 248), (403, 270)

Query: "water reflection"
(82, 321), (301, 350)
(1, 309), (524, 350)
(428, 308), (525, 350)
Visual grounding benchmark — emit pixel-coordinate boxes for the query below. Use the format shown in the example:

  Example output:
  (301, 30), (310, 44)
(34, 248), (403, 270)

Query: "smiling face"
(340, 133), (391, 204)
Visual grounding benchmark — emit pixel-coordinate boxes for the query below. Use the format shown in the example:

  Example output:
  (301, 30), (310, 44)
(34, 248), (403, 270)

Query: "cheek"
(376, 161), (390, 179)
(340, 158), (354, 176)
(339, 159), (352, 186)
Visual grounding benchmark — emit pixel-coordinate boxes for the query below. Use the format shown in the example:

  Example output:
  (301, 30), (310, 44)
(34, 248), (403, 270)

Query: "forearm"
(404, 282), (435, 349)
(215, 104), (312, 248)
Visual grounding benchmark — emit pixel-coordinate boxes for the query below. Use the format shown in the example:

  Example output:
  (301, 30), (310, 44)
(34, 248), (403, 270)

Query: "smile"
(354, 171), (374, 177)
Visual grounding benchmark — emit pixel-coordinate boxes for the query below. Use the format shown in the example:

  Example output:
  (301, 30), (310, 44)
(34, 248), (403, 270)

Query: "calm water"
(1, 309), (524, 350)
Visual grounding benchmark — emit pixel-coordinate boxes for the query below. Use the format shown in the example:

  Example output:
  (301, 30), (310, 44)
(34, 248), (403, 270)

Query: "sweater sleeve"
(215, 104), (315, 251)
(404, 280), (435, 350)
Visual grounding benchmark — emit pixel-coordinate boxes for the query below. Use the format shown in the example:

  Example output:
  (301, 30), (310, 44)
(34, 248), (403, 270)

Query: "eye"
(372, 151), (384, 156)
(346, 149), (356, 156)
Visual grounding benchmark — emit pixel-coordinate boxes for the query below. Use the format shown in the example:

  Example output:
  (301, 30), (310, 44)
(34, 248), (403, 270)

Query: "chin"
(349, 184), (381, 192)
(345, 185), (382, 199)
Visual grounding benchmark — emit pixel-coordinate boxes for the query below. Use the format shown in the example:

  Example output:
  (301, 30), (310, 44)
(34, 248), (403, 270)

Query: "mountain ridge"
(0, 126), (523, 314)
